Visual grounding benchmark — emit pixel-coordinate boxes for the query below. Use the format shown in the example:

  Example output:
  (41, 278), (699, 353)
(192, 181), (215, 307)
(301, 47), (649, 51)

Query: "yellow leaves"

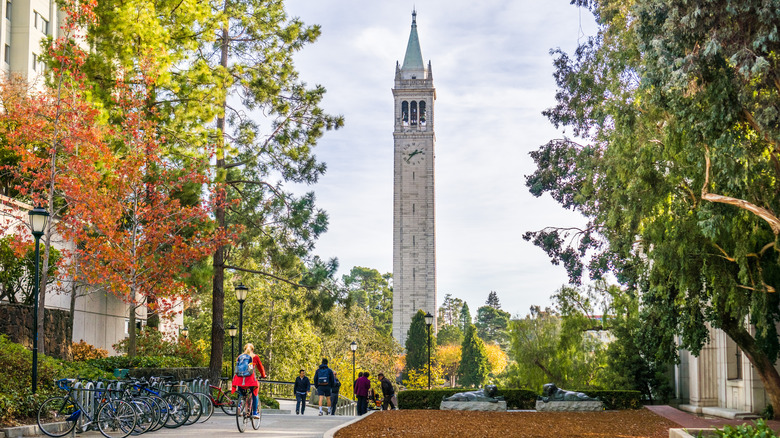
(484, 343), (508, 375)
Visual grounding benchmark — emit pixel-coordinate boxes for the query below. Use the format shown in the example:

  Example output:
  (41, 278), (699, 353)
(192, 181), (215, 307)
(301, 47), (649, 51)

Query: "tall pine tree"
(459, 303), (472, 331)
(405, 309), (434, 372)
(458, 324), (489, 387)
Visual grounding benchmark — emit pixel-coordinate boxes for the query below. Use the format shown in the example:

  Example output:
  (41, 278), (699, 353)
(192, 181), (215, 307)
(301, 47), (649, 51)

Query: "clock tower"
(393, 10), (437, 346)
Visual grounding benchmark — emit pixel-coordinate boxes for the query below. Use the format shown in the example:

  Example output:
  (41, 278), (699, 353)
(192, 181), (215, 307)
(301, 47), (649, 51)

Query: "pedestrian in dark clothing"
(313, 358), (335, 416)
(330, 372), (341, 415)
(354, 371), (371, 415)
(353, 371), (363, 397)
(293, 369), (310, 415)
(378, 373), (395, 410)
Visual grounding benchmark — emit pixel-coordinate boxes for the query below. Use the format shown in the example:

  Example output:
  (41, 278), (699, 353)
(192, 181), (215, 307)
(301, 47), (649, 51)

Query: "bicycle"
(208, 381), (239, 415)
(131, 377), (190, 428)
(38, 379), (137, 438)
(235, 386), (260, 433)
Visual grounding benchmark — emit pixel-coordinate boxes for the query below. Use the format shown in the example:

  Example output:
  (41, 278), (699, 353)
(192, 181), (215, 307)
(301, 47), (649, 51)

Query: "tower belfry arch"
(392, 10), (437, 346)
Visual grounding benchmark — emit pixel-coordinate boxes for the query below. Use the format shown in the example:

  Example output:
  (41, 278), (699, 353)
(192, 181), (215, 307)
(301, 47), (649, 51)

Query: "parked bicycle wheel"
(37, 397), (78, 437)
(193, 392), (215, 423)
(128, 398), (155, 435)
(162, 393), (190, 428)
(144, 394), (168, 432)
(97, 399), (137, 438)
(218, 390), (239, 415)
(181, 392), (202, 425)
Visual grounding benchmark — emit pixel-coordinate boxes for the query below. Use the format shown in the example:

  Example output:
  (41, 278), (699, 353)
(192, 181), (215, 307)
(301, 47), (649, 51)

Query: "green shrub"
(113, 327), (204, 366)
(86, 355), (190, 372)
(259, 394), (279, 410)
(0, 335), (111, 427)
(575, 390), (643, 410)
(397, 388), (537, 410)
(762, 404), (774, 420)
(711, 419), (778, 438)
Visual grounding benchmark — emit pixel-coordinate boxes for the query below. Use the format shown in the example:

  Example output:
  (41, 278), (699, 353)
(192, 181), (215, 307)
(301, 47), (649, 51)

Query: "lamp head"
(227, 323), (237, 337)
(234, 283), (249, 302)
(181, 327), (189, 338)
(350, 341), (357, 352)
(28, 206), (49, 237)
(424, 312), (434, 326)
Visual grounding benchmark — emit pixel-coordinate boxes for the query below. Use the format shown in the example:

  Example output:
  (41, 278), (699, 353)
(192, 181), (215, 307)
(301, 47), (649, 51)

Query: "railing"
(307, 388), (357, 416)
(257, 379), (296, 400)
(334, 394), (356, 416)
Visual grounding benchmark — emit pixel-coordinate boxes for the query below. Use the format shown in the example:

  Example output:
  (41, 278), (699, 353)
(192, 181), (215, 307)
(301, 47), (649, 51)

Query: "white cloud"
(285, 0), (596, 318)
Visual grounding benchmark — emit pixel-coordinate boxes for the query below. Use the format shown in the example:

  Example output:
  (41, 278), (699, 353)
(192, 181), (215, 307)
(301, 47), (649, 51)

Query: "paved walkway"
(32, 411), (358, 438)
(646, 405), (780, 430)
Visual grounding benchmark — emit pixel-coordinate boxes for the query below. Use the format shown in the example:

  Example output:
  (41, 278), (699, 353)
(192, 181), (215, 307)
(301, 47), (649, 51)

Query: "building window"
(419, 101), (426, 124)
(4, 45), (9, 64)
(5, 0), (11, 20)
(401, 101), (408, 125)
(34, 11), (48, 34)
(410, 101), (418, 125)
(32, 53), (36, 70)
(727, 337), (742, 380)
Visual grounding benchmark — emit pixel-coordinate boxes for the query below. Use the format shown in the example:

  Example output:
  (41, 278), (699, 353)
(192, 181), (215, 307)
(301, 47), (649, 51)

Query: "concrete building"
(392, 11), (437, 345)
(1, 0), (62, 82)
(675, 324), (778, 417)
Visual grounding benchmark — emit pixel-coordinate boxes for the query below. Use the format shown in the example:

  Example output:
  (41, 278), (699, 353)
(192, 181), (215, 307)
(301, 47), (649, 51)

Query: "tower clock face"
(402, 142), (425, 165)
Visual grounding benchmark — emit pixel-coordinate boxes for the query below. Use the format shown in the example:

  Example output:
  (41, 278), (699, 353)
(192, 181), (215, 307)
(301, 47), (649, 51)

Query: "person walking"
(353, 372), (363, 400)
(354, 371), (370, 415)
(378, 373), (396, 411)
(329, 372), (341, 415)
(293, 369), (310, 415)
(231, 343), (267, 419)
(313, 358), (335, 416)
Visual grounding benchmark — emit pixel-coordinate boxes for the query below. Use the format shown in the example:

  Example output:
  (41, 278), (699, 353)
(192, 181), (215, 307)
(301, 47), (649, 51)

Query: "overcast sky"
(283, 1), (597, 318)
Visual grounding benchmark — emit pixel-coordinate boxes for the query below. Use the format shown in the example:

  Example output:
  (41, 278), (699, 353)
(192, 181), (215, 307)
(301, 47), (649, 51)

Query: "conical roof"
(401, 11), (425, 73)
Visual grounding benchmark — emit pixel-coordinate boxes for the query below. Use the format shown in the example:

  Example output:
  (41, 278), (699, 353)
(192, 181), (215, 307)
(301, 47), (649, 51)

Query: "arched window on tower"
(402, 101), (409, 126)
(419, 101), (426, 126)
(410, 101), (418, 126)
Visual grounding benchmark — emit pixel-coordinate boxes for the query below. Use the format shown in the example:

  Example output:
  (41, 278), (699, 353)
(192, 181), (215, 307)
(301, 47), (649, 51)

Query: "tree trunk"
(265, 300), (274, 377)
(209, 244), (225, 382)
(721, 318), (780, 411)
(208, 0), (230, 384)
(128, 303), (137, 358)
(67, 280), (77, 360)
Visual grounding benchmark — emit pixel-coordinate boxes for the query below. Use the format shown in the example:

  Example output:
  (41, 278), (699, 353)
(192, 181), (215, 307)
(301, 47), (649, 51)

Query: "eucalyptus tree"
(526, 0), (780, 407)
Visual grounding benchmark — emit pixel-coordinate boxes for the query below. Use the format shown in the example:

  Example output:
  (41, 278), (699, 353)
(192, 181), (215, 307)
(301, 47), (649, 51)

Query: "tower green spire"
(401, 10), (425, 73)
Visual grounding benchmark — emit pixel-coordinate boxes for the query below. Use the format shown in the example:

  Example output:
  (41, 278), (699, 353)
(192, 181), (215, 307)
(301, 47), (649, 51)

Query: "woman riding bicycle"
(231, 343), (267, 418)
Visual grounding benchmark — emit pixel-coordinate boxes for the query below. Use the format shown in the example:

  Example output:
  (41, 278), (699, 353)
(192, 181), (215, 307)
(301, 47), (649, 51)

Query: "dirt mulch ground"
(334, 409), (682, 438)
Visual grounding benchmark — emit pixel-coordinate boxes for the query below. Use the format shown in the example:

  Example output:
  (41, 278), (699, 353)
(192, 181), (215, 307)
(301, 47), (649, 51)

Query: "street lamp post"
(350, 341), (357, 400)
(227, 323), (237, 375)
(235, 284), (249, 352)
(28, 206), (49, 394)
(424, 312), (434, 390)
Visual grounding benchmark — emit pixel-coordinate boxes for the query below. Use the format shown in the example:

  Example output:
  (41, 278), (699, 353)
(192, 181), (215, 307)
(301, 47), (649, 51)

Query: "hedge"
(397, 388), (643, 410)
(398, 388), (537, 410)
(573, 390), (643, 410)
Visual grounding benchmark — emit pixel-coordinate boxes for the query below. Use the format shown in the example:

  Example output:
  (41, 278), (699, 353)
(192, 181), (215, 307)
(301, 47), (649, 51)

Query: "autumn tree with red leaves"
(0, 0), (223, 358)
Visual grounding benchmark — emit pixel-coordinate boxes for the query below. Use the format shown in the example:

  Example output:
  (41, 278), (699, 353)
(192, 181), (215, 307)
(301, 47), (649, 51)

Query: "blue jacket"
(294, 376), (310, 394)
(314, 364), (334, 387)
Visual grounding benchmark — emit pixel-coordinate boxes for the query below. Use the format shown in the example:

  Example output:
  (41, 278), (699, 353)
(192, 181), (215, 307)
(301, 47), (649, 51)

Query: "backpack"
(317, 368), (330, 386)
(236, 354), (254, 377)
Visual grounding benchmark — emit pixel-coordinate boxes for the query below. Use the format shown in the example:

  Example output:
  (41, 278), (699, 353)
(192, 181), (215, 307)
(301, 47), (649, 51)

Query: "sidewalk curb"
(323, 411), (374, 438)
(2, 424), (39, 438)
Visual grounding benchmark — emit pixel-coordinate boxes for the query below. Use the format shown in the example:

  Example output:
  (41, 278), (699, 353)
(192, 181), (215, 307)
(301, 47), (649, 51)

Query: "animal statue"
(541, 383), (599, 402)
(443, 385), (503, 403)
